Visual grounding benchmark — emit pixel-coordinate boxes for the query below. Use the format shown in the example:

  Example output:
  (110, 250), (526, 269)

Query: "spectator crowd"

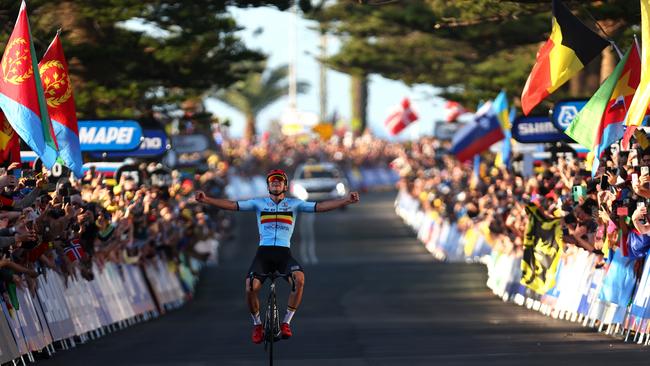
(0, 160), (229, 312)
(392, 132), (650, 287)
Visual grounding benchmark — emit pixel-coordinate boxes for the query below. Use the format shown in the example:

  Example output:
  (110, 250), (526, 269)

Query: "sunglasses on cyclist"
(267, 175), (286, 183)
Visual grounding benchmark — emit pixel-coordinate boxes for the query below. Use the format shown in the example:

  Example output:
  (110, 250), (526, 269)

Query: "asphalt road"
(44, 191), (650, 365)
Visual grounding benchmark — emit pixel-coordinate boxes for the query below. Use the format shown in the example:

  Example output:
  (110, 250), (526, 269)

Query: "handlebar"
(248, 271), (296, 292)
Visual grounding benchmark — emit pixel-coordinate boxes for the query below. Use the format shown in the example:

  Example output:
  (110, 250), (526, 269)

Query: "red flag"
(444, 101), (466, 122)
(0, 111), (20, 164)
(38, 33), (83, 177)
(0, 1), (58, 168)
(384, 98), (418, 135)
(64, 239), (86, 262)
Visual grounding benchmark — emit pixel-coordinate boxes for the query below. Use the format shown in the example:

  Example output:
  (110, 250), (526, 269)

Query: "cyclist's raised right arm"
(195, 191), (238, 211)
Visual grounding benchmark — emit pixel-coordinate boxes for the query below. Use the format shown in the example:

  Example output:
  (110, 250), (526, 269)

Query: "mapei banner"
(552, 99), (588, 131)
(90, 129), (167, 158)
(78, 120), (143, 151)
(512, 115), (572, 143)
(521, 205), (563, 295)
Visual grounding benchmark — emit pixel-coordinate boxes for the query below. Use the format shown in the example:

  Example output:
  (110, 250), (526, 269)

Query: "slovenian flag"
(39, 33), (83, 177)
(0, 1), (58, 169)
(521, 0), (609, 115)
(450, 101), (505, 162)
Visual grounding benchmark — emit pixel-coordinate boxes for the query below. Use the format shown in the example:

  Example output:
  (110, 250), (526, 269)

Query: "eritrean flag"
(521, 0), (609, 116)
(39, 33), (83, 177)
(260, 211), (293, 225)
(0, 1), (58, 169)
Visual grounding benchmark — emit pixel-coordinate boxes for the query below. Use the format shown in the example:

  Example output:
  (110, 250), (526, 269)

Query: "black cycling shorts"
(247, 246), (304, 282)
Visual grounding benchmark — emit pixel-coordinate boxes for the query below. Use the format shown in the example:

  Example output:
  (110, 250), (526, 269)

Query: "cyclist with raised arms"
(195, 169), (360, 343)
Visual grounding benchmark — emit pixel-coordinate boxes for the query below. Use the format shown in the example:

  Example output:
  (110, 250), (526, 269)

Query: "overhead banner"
(90, 129), (167, 158)
(78, 120), (143, 151)
(171, 134), (209, 154)
(512, 116), (571, 143)
(521, 205), (563, 295)
(433, 122), (464, 140)
(552, 99), (588, 131)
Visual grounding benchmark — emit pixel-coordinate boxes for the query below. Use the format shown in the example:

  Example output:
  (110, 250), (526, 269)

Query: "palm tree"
(215, 64), (309, 141)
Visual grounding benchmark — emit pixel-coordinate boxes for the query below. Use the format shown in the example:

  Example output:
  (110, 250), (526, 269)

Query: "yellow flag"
(625, 0), (650, 129)
(585, 151), (595, 172)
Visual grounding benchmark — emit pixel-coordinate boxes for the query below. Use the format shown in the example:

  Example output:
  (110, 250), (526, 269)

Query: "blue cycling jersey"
(237, 197), (317, 247)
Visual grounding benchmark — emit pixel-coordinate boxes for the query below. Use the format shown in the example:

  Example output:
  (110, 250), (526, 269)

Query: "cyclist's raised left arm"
(314, 192), (360, 212)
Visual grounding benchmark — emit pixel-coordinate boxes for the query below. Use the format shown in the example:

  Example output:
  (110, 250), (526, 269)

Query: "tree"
(214, 64), (309, 141)
(0, 0), (294, 120)
(310, 0), (640, 114)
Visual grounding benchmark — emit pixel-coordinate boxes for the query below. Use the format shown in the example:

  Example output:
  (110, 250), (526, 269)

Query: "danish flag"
(444, 101), (467, 123)
(384, 98), (418, 135)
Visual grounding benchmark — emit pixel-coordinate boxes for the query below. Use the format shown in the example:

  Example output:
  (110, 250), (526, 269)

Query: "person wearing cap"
(195, 168), (360, 344)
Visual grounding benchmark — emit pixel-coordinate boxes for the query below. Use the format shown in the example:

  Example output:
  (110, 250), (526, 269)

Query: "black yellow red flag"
(521, 0), (609, 115)
(520, 205), (564, 295)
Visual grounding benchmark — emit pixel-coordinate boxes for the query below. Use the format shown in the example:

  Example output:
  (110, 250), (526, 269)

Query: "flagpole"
(634, 34), (642, 57)
(609, 41), (623, 59)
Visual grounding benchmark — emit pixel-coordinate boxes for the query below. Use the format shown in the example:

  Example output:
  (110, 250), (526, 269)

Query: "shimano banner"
(78, 120), (143, 151)
(512, 116), (572, 143)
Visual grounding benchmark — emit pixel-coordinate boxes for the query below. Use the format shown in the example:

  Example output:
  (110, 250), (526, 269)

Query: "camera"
(600, 176), (609, 190)
(572, 185), (586, 202)
(614, 197), (634, 217)
(638, 201), (647, 224)
(619, 150), (630, 166)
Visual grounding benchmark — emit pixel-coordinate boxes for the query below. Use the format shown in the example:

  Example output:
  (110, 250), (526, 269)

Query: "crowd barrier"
(225, 167), (399, 201)
(394, 189), (650, 345)
(0, 254), (205, 364)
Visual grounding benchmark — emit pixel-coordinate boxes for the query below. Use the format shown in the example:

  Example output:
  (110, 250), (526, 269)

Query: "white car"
(290, 163), (349, 202)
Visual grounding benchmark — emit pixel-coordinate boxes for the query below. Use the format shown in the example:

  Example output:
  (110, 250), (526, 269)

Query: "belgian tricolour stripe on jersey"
(260, 211), (293, 225)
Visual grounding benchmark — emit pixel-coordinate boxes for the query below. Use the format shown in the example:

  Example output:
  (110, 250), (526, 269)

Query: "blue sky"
(204, 6), (447, 140)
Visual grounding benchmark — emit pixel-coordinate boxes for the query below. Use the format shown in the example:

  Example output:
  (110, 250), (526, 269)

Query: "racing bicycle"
(249, 271), (296, 366)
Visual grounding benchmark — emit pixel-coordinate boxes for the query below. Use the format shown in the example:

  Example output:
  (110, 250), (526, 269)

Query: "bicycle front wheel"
(267, 290), (277, 365)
